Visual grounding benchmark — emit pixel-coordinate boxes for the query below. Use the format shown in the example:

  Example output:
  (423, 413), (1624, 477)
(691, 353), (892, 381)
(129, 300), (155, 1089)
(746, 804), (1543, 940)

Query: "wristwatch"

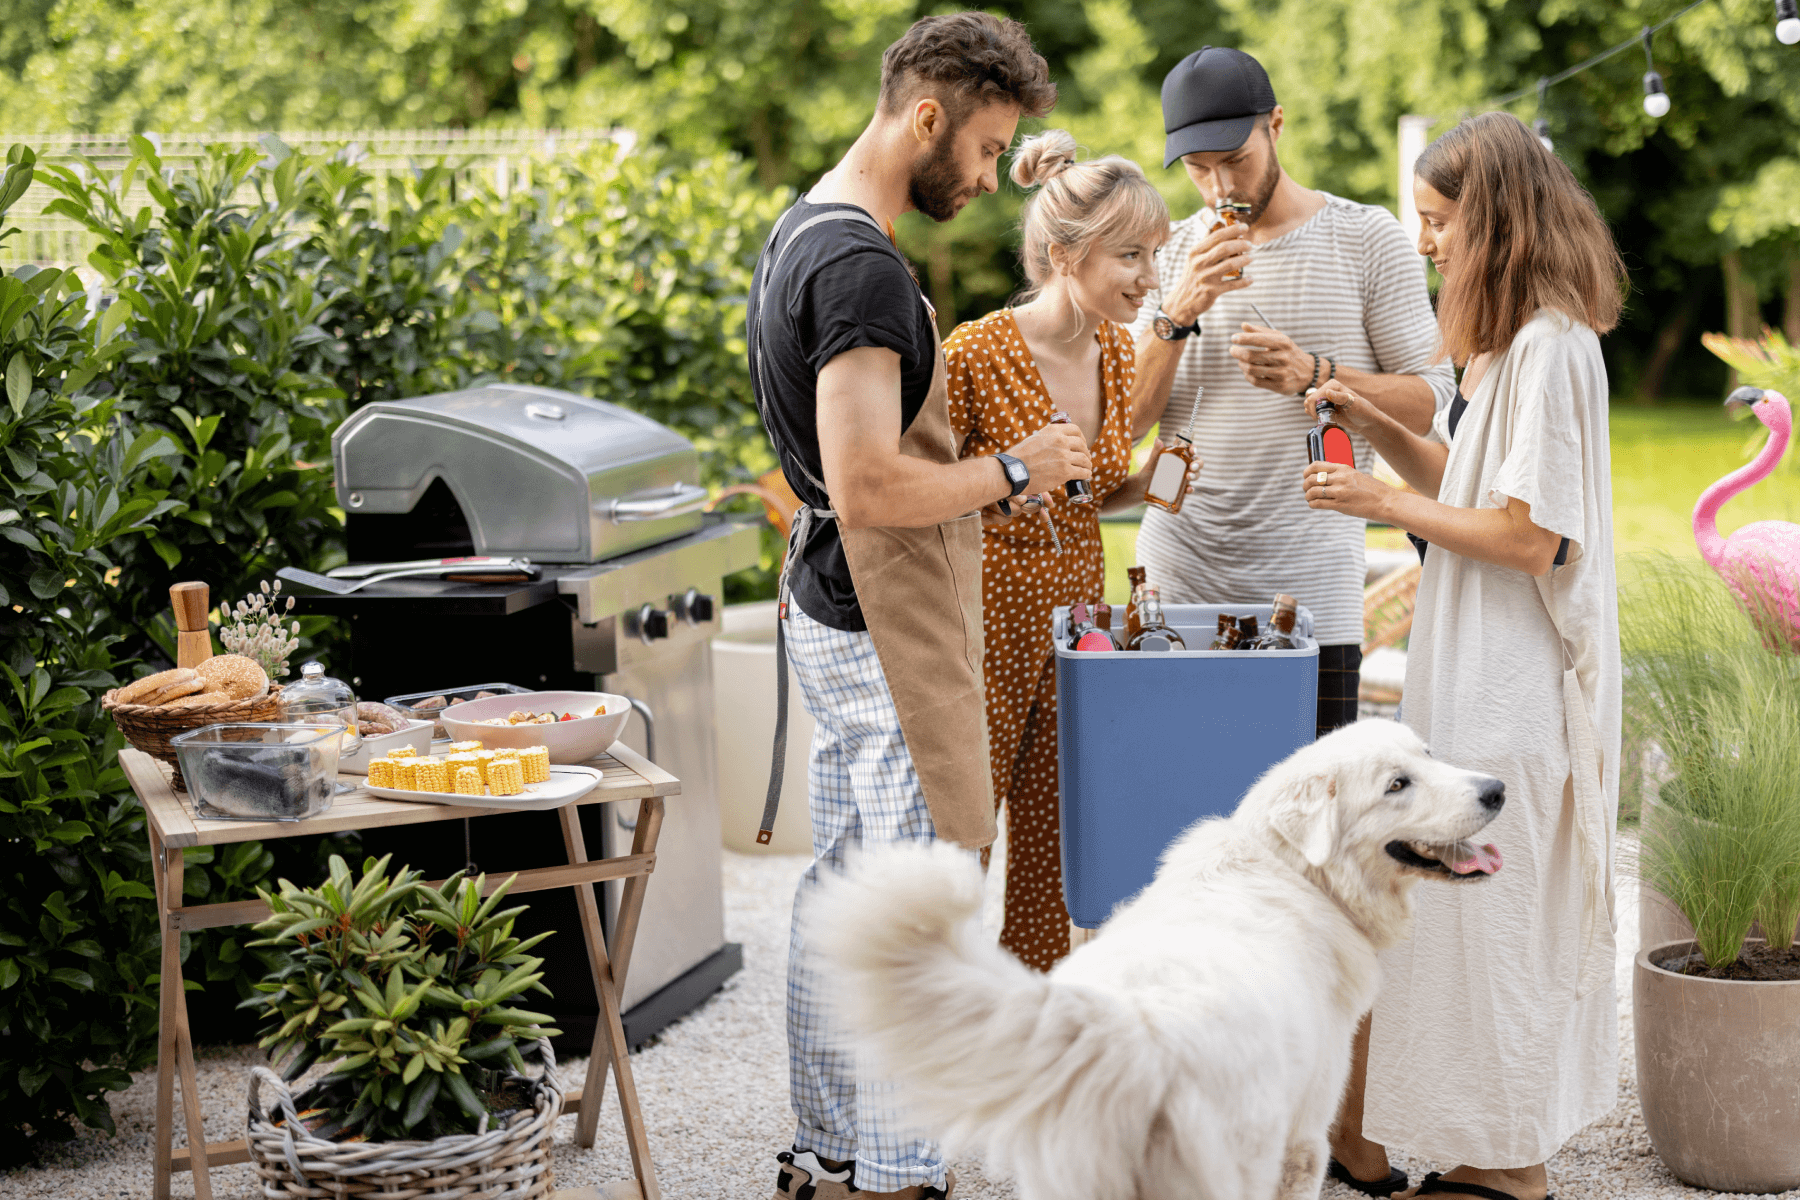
(1153, 309), (1200, 341)
(993, 452), (1030, 516)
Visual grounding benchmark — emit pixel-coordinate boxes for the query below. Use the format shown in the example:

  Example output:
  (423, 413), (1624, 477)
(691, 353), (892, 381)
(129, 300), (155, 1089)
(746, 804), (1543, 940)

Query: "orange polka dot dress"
(945, 309), (1137, 973)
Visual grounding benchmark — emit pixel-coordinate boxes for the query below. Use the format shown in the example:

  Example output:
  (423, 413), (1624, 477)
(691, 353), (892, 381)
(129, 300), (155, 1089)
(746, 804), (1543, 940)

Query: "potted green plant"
(240, 853), (563, 1199)
(1623, 562), (1800, 1193)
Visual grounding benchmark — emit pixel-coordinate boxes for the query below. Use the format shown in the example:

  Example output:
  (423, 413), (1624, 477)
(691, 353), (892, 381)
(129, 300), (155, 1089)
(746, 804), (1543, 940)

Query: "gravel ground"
(7, 833), (1797, 1199)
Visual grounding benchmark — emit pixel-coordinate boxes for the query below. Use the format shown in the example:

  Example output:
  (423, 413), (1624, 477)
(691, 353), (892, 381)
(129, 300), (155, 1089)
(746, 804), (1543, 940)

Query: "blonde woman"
(947, 130), (1192, 972)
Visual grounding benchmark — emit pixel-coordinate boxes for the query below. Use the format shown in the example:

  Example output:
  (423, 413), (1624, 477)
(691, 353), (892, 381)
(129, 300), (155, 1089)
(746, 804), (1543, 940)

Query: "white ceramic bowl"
(338, 719), (435, 775)
(438, 691), (632, 764)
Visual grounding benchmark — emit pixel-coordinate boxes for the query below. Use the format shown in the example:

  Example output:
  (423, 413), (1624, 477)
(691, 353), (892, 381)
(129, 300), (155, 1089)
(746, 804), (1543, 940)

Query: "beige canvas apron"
(752, 204), (995, 850)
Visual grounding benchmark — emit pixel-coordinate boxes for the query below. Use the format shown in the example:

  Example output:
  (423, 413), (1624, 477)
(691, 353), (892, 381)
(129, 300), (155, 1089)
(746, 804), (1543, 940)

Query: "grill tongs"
(278, 556), (540, 595)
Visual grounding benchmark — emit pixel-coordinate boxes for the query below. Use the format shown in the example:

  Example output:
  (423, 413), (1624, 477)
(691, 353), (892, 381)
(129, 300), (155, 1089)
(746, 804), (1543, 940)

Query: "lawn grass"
(1097, 402), (1800, 604)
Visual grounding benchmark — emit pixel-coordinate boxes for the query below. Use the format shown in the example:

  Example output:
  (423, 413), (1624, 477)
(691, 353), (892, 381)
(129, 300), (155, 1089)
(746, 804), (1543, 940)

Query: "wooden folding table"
(120, 743), (680, 1200)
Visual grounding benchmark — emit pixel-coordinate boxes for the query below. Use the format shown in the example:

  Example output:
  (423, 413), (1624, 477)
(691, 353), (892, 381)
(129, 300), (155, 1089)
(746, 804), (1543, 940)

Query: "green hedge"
(0, 135), (784, 1156)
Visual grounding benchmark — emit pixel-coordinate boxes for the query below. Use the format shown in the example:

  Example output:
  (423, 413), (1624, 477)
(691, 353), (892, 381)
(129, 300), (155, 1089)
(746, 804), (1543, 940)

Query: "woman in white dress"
(1299, 112), (1627, 1200)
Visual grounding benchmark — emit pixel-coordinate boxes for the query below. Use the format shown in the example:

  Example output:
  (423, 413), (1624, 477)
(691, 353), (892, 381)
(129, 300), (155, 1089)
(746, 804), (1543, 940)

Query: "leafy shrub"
(246, 855), (558, 1140)
(0, 145), (180, 1155)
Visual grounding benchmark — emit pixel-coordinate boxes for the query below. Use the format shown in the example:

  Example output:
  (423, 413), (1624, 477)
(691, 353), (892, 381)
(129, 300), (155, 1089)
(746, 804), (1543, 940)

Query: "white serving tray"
(363, 764), (604, 812)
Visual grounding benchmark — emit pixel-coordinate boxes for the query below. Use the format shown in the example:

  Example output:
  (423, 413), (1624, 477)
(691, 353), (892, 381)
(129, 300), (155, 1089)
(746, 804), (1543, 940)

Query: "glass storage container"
(171, 723), (344, 821)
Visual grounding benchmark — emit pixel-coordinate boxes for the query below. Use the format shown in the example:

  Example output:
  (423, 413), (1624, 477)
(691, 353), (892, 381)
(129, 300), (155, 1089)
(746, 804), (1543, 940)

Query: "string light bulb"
(1534, 78), (1554, 151)
(1641, 28), (1671, 118)
(1778, 0), (1800, 44)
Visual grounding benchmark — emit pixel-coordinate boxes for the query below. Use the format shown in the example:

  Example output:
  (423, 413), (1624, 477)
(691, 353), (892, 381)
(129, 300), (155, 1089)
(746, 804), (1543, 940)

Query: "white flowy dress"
(1364, 311), (1621, 1168)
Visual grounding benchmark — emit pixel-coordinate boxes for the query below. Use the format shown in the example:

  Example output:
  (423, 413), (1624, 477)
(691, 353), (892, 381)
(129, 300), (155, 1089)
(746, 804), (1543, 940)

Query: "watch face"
(1004, 458), (1029, 486)
(1154, 314), (1179, 341)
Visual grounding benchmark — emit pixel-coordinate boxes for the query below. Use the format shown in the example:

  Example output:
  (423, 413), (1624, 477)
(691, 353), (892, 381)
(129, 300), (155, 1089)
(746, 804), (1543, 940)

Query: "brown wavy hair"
(878, 12), (1057, 121)
(1416, 112), (1627, 364)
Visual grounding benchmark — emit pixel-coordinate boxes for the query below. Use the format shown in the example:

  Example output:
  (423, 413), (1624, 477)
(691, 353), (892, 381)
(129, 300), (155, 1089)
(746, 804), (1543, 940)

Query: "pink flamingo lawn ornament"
(1692, 386), (1800, 651)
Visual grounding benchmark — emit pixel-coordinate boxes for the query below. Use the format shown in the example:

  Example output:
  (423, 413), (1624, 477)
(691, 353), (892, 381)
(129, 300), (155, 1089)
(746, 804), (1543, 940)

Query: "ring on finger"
(1316, 471), (1328, 485)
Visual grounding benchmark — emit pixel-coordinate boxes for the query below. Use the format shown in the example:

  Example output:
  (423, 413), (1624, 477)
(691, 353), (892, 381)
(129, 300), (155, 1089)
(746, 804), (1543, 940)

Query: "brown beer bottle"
(1210, 201), (1253, 281)
(1207, 613), (1235, 650)
(1049, 411), (1095, 505)
(1123, 567), (1147, 647)
(1236, 614), (1260, 648)
(1247, 594), (1300, 650)
(1127, 586), (1187, 652)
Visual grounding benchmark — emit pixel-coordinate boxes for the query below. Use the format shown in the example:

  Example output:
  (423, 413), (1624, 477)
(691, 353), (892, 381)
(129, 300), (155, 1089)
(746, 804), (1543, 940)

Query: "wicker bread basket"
(246, 1041), (560, 1200)
(102, 684), (284, 792)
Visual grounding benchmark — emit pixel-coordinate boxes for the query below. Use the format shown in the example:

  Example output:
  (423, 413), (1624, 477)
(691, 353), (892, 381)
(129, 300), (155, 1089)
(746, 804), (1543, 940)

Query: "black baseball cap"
(1161, 47), (1278, 167)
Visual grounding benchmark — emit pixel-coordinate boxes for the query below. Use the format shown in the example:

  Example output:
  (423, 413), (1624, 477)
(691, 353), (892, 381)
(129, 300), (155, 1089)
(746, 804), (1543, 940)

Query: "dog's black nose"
(1477, 777), (1506, 813)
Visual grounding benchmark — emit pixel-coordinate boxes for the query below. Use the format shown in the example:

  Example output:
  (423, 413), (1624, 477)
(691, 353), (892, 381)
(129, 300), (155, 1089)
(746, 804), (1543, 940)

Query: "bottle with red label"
(1068, 603), (1118, 652)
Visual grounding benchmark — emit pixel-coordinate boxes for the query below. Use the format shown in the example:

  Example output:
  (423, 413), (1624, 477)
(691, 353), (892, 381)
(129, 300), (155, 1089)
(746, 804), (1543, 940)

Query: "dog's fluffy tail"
(807, 843), (1177, 1200)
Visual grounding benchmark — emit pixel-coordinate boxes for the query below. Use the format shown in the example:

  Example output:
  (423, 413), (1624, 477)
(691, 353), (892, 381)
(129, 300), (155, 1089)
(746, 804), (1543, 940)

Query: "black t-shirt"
(748, 197), (937, 631)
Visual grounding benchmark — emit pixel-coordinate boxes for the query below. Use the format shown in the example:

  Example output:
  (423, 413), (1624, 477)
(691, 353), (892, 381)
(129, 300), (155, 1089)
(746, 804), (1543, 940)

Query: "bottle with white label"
(1144, 386), (1201, 513)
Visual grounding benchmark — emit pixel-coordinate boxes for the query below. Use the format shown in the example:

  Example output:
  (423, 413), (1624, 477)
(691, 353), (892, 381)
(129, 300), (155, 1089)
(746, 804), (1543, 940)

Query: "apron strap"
(749, 200), (879, 844)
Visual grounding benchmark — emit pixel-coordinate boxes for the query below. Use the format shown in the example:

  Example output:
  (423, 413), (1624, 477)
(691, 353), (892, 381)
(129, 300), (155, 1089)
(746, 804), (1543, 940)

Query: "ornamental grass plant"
(243, 854), (560, 1141)
(1622, 558), (1800, 967)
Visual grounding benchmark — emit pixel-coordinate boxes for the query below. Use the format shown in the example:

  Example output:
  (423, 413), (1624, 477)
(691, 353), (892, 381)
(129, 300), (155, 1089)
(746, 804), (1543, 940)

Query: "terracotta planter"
(1635, 938), (1800, 1193)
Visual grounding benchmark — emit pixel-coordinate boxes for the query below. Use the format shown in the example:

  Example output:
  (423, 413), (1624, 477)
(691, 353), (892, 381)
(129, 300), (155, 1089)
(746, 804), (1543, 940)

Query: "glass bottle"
(1206, 613), (1233, 650)
(1068, 602), (1117, 652)
(279, 661), (364, 753)
(1210, 201), (1253, 281)
(1145, 386), (1202, 514)
(1236, 614), (1260, 648)
(1093, 601), (1121, 649)
(1123, 567), (1147, 647)
(1127, 586), (1187, 652)
(1247, 594), (1300, 650)
(1049, 411), (1095, 505)
(1308, 399), (1356, 467)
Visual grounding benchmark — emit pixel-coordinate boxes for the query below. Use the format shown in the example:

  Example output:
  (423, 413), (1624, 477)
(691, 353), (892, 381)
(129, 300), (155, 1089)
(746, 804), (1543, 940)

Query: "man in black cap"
(1126, 45), (1453, 743)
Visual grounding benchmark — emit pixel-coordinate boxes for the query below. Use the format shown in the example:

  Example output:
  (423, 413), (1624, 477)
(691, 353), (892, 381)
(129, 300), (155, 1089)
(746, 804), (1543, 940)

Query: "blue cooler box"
(1055, 602), (1319, 927)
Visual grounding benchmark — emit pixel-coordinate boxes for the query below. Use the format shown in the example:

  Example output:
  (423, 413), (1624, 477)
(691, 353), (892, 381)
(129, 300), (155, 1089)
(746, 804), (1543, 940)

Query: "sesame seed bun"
(116, 668), (201, 706)
(195, 654), (270, 702)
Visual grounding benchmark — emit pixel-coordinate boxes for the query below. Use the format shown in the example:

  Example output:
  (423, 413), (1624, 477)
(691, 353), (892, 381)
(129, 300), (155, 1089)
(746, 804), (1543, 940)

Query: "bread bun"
(196, 654), (270, 701)
(1010, 129), (1079, 189)
(163, 691), (229, 710)
(117, 668), (201, 706)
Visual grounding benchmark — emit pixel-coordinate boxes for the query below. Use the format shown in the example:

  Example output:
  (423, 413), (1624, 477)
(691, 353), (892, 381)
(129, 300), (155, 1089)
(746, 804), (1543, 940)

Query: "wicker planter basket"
(102, 684), (284, 791)
(246, 1041), (561, 1200)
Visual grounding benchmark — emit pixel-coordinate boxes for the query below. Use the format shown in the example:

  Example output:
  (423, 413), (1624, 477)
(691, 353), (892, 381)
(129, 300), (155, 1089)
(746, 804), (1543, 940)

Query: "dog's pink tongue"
(1454, 843), (1503, 875)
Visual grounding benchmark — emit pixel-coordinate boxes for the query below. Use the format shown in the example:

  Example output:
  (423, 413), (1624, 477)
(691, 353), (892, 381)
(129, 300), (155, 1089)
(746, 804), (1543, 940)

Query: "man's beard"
(909, 130), (969, 223)
(1233, 134), (1282, 226)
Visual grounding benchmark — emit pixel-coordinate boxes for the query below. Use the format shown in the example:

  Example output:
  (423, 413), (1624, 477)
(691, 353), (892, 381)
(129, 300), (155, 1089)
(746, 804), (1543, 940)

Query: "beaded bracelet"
(1297, 353), (1320, 397)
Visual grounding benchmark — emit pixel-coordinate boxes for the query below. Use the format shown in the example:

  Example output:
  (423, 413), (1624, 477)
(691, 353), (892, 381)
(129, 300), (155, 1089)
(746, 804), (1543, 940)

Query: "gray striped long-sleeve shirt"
(1127, 193), (1455, 646)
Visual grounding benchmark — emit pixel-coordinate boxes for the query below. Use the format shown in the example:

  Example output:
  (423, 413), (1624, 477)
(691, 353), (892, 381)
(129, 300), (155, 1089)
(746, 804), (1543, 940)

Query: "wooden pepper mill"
(170, 582), (214, 669)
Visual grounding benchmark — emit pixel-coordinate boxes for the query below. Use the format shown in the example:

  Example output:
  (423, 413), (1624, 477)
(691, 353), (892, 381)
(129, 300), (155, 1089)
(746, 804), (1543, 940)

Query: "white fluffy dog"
(807, 718), (1506, 1200)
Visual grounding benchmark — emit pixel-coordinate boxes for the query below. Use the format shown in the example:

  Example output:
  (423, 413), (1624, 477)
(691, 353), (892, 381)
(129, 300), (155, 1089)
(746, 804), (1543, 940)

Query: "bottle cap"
(1273, 593), (1297, 611)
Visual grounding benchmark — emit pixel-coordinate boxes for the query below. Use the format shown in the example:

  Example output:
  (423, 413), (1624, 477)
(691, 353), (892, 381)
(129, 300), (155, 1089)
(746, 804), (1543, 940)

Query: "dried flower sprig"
(220, 579), (302, 679)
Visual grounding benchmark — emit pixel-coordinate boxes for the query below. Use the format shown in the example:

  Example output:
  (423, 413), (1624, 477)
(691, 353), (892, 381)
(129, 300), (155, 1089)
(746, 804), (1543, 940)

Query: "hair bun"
(1010, 129), (1079, 188)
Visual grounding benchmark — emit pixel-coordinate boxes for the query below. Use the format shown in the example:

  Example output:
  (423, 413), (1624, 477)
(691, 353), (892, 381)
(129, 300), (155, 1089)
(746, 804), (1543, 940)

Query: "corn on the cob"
(387, 746), (418, 760)
(367, 759), (394, 788)
(449, 740), (484, 754)
(415, 756), (449, 793)
(474, 750), (497, 783)
(488, 757), (525, 796)
(518, 745), (551, 784)
(392, 758), (418, 790)
(454, 766), (484, 795)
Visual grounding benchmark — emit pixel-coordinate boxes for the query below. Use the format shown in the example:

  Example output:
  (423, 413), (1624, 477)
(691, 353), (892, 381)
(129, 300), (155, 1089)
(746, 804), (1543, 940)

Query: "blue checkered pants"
(784, 600), (946, 1192)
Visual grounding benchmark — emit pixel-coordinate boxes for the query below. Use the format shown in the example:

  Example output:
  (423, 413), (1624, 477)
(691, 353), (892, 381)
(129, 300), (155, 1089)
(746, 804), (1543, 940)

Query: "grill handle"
(606, 482), (710, 524)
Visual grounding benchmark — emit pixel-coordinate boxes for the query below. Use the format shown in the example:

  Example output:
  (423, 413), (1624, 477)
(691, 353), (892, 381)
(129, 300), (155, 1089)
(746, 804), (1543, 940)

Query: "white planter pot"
(711, 601), (815, 855)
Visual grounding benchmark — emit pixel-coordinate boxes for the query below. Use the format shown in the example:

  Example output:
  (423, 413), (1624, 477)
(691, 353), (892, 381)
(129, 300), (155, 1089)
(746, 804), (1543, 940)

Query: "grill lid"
(333, 385), (706, 563)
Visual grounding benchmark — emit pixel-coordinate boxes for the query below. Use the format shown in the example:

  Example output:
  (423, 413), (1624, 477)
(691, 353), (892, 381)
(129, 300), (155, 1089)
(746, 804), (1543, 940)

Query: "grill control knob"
(637, 604), (670, 643)
(677, 587), (717, 626)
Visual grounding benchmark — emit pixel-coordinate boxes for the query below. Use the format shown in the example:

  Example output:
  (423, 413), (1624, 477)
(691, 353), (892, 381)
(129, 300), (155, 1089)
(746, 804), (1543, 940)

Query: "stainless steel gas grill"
(279, 384), (761, 1050)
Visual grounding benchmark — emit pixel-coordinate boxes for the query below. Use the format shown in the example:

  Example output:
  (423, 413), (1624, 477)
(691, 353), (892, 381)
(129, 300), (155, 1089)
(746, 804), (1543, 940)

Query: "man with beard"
(1127, 47), (1453, 739)
(746, 13), (1076, 1200)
